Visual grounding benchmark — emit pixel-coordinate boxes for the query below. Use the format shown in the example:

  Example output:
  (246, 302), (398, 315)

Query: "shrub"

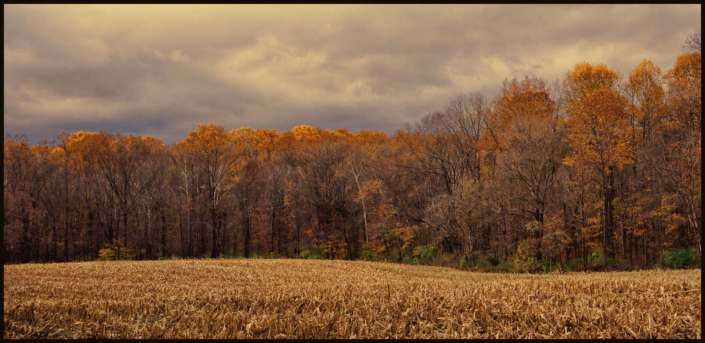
(564, 259), (579, 271)
(589, 246), (603, 265)
(98, 239), (132, 261)
(513, 240), (540, 273)
(433, 253), (454, 266)
(606, 257), (629, 266)
(360, 244), (374, 261)
(304, 245), (326, 260)
(486, 254), (500, 267)
(308, 244), (326, 260)
(662, 248), (698, 269)
(402, 254), (418, 265)
(224, 250), (241, 259)
(460, 255), (471, 268)
(496, 259), (514, 273)
(390, 247), (402, 262)
(414, 244), (437, 262)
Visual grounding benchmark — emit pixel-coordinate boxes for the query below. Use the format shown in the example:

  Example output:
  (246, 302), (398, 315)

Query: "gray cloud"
(4, 4), (701, 145)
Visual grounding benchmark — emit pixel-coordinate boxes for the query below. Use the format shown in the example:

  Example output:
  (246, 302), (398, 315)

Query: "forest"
(3, 47), (700, 271)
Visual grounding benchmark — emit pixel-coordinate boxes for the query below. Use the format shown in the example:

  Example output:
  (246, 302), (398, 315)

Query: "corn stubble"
(4, 260), (701, 339)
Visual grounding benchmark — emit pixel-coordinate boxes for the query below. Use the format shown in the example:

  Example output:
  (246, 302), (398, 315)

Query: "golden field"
(3, 260), (701, 339)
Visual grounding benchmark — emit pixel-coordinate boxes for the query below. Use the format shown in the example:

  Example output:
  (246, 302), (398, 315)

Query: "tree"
(233, 158), (263, 258)
(175, 123), (240, 258)
(625, 59), (664, 143)
(86, 133), (155, 259)
(98, 239), (132, 261)
(485, 76), (567, 261)
(658, 52), (702, 256)
(682, 32), (701, 53)
(4, 50), (701, 269)
(563, 62), (621, 107)
(664, 52), (701, 131)
(564, 89), (634, 265)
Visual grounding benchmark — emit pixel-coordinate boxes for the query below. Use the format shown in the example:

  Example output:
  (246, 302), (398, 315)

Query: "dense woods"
(4, 50), (700, 270)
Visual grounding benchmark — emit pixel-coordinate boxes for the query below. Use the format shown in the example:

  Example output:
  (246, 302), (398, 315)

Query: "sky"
(4, 4), (701, 145)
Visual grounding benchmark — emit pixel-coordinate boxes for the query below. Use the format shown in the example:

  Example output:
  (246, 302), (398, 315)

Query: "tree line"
(4, 45), (700, 269)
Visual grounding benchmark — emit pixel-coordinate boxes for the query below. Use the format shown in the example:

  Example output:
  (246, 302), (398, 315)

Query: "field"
(3, 260), (701, 339)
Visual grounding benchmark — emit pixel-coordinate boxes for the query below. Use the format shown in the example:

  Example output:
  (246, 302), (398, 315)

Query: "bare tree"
(682, 32), (701, 53)
(346, 144), (369, 244)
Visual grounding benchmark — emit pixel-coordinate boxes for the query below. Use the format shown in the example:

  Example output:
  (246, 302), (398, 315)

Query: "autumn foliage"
(3, 50), (701, 271)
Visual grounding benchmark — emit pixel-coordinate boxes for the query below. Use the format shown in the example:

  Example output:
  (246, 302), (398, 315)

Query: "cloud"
(4, 4), (701, 145)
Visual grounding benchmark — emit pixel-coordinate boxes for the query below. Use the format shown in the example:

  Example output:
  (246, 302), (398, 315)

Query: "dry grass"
(3, 260), (701, 339)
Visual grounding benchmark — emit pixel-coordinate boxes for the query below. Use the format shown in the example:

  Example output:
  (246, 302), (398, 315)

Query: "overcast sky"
(4, 4), (701, 145)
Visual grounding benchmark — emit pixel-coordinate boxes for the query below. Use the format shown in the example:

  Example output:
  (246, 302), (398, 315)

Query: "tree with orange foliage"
(625, 59), (665, 142)
(175, 123), (239, 258)
(4, 43), (702, 269)
(619, 59), (666, 262)
(491, 76), (566, 261)
(563, 62), (621, 107)
(664, 52), (701, 131)
(564, 89), (634, 265)
(659, 52), (702, 256)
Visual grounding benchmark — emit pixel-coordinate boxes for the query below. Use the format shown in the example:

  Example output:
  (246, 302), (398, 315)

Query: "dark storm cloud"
(4, 4), (701, 145)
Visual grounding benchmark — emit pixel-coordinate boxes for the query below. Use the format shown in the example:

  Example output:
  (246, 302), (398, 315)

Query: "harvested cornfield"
(3, 260), (701, 339)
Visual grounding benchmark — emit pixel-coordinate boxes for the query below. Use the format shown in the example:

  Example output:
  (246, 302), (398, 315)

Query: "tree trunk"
(603, 187), (608, 266)
(243, 214), (251, 258)
(211, 205), (218, 258)
(161, 213), (167, 257)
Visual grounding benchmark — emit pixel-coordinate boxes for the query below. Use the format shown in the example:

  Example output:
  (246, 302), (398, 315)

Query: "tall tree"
(175, 123), (240, 258)
(564, 90), (634, 265)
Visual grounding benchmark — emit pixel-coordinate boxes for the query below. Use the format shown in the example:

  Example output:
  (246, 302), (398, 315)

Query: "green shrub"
(403, 254), (418, 265)
(461, 252), (496, 269)
(606, 257), (629, 266)
(414, 244), (437, 262)
(304, 244), (325, 260)
(306, 247), (324, 259)
(486, 254), (500, 267)
(540, 259), (568, 273)
(662, 248), (698, 269)
(589, 246), (604, 265)
(360, 244), (374, 261)
(390, 247), (401, 262)
(564, 259), (579, 271)
(299, 250), (310, 259)
(460, 255), (471, 268)
(224, 250), (241, 259)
